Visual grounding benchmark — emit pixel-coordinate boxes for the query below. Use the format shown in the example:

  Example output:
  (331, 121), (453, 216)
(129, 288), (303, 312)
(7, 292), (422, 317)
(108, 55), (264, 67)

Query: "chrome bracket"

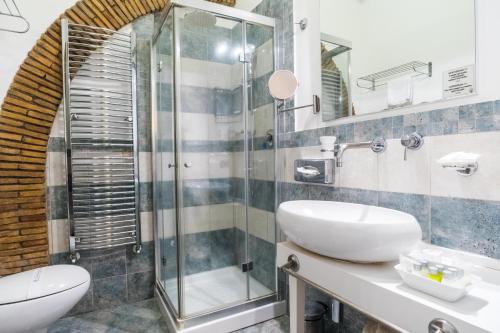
(241, 261), (254, 272)
(295, 18), (308, 31)
(69, 251), (80, 264)
(69, 236), (79, 263)
(281, 254), (300, 273)
(428, 318), (458, 333)
(133, 244), (142, 254)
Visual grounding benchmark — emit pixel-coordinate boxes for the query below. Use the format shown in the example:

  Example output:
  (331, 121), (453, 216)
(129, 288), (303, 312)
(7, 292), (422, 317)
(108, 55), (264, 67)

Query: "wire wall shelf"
(356, 61), (432, 91)
(0, 0), (30, 33)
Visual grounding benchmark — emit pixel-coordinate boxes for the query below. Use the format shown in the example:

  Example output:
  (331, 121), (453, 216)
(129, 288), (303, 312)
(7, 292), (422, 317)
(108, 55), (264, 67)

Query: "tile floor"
(49, 298), (290, 333)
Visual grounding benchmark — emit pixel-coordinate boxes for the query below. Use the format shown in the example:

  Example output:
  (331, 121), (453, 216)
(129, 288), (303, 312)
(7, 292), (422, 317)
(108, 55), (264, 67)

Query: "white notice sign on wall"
(443, 65), (475, 99)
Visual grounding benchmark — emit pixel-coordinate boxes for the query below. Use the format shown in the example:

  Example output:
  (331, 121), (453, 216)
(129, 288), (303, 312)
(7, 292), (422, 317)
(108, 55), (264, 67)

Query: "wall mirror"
(319, 0), (476, 121)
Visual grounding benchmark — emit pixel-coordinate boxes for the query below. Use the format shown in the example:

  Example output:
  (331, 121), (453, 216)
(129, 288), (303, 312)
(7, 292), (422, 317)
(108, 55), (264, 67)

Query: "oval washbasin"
(277, 200), (422, 262)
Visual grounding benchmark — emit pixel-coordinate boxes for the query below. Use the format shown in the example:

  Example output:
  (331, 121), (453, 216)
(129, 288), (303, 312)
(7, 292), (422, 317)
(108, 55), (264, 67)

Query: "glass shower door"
(245, 22), (276, 298)
(174, 7), (248, 317)
(154, 11), (179, 313)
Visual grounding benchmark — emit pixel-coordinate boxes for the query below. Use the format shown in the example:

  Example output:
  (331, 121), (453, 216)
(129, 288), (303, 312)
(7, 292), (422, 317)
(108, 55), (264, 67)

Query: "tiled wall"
(278, 101), (500, 260)
(45, 0), (295, 314)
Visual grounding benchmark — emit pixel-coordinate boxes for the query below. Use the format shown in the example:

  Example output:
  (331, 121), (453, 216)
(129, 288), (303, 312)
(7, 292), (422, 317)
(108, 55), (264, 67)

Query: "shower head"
(183, 10), (217, 28)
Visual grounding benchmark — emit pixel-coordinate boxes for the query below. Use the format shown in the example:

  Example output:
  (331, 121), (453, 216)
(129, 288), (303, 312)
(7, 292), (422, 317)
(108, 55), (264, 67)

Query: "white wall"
(293, 0), (500, 131)
(321, 0), (475, 115)
(0, 0), (78, 102)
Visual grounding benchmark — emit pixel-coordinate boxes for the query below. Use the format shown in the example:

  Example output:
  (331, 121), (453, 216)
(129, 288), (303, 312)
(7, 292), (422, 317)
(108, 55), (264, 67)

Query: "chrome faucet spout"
(334, 137), (386, 167)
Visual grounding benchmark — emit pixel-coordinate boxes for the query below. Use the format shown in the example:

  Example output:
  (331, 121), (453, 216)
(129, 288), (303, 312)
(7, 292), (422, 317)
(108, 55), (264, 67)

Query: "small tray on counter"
(395, 264), (479, 302)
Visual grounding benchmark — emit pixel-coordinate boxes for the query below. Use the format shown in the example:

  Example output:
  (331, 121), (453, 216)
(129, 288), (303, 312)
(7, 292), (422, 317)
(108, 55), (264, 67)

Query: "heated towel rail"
(61, 19), (141, 261)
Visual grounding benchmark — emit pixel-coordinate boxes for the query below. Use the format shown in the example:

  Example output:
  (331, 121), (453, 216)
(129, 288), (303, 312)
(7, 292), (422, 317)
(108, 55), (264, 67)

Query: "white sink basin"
(277, 200), (422, 262)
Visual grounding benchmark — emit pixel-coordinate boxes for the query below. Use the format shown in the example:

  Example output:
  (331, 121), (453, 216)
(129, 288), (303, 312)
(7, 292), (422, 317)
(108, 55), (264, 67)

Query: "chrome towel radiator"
(61, 19), (141, 261)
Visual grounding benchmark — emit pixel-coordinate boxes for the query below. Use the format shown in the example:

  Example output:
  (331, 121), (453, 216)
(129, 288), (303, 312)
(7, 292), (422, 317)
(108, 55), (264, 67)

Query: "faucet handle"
(401, 132), (424, 161)
(370, 137), (386, 153)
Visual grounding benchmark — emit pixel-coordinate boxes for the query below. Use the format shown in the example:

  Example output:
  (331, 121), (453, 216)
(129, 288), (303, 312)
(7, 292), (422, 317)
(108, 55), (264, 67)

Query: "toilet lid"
(0, 265), (90, 305)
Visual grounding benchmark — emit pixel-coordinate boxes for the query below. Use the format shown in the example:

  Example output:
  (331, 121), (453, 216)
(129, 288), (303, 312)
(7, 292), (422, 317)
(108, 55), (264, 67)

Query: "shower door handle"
(168, 163), (175, 168)
(184, 162), (192, 168)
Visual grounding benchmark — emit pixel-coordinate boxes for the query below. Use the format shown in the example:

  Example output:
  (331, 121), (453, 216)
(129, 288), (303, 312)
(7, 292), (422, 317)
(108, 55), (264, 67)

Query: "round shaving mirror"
(268, 70), (299, 100)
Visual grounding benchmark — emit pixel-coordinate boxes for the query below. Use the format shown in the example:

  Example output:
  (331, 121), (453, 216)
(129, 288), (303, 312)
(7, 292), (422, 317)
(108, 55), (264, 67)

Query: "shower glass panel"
(152, 0), (276, 323)
(154, 10), (178, 312)
(245, 22), (276, 298)
(174, 6), (247, 316)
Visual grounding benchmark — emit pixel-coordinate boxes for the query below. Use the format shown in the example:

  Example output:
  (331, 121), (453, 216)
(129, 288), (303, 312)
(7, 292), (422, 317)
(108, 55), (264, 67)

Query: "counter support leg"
(289, 275), (305, 333)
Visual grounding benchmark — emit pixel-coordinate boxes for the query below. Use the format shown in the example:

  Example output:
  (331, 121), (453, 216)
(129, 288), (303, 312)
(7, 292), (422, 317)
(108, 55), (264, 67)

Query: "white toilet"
(0, 265), (90, 333)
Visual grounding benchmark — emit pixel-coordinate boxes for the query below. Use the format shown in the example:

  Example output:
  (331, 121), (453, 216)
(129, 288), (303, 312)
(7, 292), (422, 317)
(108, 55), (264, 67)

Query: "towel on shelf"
(437, 152), (480, 168)
(387, 76), (413, 108)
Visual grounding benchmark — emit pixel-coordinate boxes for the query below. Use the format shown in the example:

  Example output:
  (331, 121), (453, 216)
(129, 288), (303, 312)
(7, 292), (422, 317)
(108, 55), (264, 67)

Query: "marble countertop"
(277, 241), (500, 333)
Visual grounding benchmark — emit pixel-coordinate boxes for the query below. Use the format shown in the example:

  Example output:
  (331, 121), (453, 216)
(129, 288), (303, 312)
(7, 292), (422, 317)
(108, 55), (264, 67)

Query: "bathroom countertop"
(277, 241), (500, 333)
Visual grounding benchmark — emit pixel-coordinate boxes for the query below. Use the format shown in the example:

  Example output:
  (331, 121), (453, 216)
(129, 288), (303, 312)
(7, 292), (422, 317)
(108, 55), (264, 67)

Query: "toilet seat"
(0, 265), (90, 305)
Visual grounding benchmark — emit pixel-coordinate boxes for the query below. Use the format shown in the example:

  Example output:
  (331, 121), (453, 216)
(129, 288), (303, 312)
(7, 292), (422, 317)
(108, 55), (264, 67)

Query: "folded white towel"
(437, 152), (480, 168)
(387, 76), (413, 108)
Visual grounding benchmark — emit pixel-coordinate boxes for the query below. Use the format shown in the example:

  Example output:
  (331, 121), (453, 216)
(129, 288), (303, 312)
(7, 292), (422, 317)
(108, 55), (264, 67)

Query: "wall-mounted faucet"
(400, 132), (424, 161)
(333, 137), (386, 167)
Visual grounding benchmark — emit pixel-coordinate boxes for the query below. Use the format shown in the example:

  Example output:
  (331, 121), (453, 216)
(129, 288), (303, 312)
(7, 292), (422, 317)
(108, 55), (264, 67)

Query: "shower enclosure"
(151, 0), (281, 329)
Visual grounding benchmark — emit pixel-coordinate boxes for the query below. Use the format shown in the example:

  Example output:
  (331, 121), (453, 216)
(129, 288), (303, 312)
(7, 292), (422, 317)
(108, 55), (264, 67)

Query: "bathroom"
(0, 0), (499, 332)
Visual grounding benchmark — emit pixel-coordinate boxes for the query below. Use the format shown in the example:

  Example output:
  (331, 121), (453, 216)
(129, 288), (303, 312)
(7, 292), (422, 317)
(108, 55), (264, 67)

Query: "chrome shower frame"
(151, 0), (285, 331)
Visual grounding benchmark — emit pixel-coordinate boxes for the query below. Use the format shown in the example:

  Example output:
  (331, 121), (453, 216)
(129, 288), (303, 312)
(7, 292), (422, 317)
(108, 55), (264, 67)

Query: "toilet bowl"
(0, 264), (90, 333)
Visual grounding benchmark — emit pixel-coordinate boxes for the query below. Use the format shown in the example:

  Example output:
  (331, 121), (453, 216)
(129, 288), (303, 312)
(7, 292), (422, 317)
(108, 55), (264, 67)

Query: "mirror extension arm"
(278, 94), (320, 114)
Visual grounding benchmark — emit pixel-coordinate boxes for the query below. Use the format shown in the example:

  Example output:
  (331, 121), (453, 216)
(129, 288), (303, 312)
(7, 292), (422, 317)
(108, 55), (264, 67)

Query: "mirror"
(319, 0), (476, 120)
(268, 70), (299, 100)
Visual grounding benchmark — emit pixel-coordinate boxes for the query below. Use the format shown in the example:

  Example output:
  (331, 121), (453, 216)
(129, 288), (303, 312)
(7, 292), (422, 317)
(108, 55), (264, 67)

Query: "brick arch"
(0, 0), (235, 275)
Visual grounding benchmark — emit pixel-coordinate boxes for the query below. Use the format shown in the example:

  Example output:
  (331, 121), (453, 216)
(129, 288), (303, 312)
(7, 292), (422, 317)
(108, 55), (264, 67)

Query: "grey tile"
(250, 179), (275, 212)
(126, 241), (155, 274)
(249, 234), (276, 291)
(415, 112), (431, 125)
(443, 120), (458, 135)
(279, 182), (309, 203)
(458, 118), (476, 133)
(47, 185), (68, 220)
(403, 113), (416, 127)
(431, 196), (500, 259)
(403, 125), (417, 135)
(67, 284), (94, 316)
(477, 101), (495, 118)
(92, 252), (126, 279)
(458, 104), (476, 120)
(139, 182), (152, 212)
(180, 30), (208, 60)
(48, 137), (65, 152)
(184, 231), (212, 275)
(430, 107), (459, 123)
(210, 228), (236, 269)
(338, 188), (378, 206)
(495, 100), (500, 115)
(392, 126), (403, 139)
(475, 116), (500, 132)
(308, 184), (337, 201)
(127, 271), (155, 303)
(429, 122), (444, 136)
(180, 86), (214, 114)
(378, 191), (431, 241)
(93, 275), (127, 310)
(392, 115), (404, 127)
